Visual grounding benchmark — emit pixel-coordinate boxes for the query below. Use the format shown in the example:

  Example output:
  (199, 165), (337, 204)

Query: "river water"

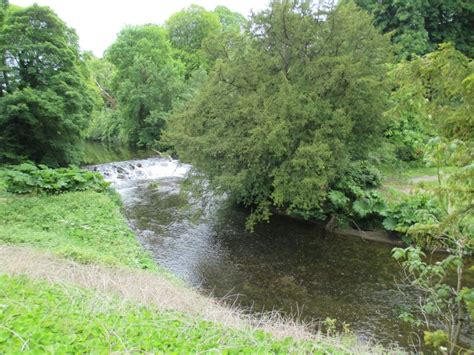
(89, 153), (472, 351)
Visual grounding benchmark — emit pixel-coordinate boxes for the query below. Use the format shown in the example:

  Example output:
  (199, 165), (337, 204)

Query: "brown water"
(91, 155), (473, 351)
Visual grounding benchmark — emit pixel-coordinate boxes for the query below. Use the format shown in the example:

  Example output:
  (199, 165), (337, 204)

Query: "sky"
(11, 0), (270, 57)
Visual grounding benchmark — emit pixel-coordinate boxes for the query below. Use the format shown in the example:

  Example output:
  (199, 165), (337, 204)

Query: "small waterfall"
(89, 157), (191, 184)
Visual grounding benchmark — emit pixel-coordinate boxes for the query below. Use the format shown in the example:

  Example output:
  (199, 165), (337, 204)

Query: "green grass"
(380, 164), (456, 195)
(0, 190), (156, 270)
(381, 164), (455, 182)
(0, 275), (327, 353)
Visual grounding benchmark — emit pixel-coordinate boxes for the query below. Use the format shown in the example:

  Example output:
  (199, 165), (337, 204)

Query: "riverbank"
(0, 189), (389, 353)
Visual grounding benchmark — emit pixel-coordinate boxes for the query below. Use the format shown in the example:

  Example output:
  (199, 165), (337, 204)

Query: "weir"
(90, 157), (190, 185)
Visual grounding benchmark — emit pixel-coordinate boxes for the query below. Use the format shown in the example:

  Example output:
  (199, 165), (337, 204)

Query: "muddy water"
(92, 157), (472, 350)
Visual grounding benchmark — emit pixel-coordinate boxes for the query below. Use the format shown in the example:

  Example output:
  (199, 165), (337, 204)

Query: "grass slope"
(0, 275), (323, 353)
(0, 191), (156, 270)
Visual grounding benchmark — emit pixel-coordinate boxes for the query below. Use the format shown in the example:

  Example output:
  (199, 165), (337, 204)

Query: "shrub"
(383, 194), (444, 244)
(0, 163), (109, 194)
(322, 161), (386, 229)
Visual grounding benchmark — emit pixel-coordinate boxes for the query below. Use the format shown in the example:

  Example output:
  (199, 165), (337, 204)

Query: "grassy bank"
(0, 190), (156, 269)
(0, 275), (320, 353)
(0, 189), (380, 353)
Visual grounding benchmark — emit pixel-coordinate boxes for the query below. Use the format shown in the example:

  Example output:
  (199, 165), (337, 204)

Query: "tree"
(213, 5), (247, 33)
(201, 7), (249, 71)
(82, 52), (120, 142)
(390, 44), (473, 354)
(167, 0), (392, 228)
(84, 52), (116, 109)
(355, 0), (474, 59)
(166, 5), (221, 77)
(0, 5), (94, 166)
(105, 25), (184, 147)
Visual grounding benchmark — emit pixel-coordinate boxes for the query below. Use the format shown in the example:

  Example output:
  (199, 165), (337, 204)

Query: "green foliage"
(85, 108), (121, 142)
(384, 85), (427, 162)
(81, 54), (121, 142)
(213, 5), (247, 33)
(166, 5), (221, 76)
(0, 191), (156, 269)
(84, 52), (117, 109)
(388, 44), (473, 355)
(461, 286), (474, 319)
(335, 161), (383, 192)
(423, 330), (448, 348)
(351, 192), (386, 220)
(379, 44), (473, 247)
(355, 0), (474, 59)
(384, 41), (473, 164)
(84, 6), (245, 148)
(391, 44), (473, 143)
(167, 1), (392, 228)
(105, 25), (185, 147)
(321, 161), (386, 228)
(0, 4), (95, 166)
(0, 275), (324, 353)
(387, 45), (473, 245)
(383, 194), (444, 243)
(392, 246), (472, 354)
(0, 163), (110, 194)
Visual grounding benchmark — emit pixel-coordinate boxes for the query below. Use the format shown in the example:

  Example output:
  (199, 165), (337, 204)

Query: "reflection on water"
(80, 141), (153, 165)
(92, 157), (473, 351)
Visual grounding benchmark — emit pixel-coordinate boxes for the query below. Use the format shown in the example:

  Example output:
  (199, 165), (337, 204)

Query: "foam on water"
(89, 157), (191, 184)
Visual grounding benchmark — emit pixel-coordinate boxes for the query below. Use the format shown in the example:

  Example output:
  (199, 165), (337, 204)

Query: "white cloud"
(11, 0), (269, 56)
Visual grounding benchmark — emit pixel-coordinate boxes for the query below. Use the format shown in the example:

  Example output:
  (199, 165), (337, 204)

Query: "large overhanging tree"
(0, 4), (95, 166)
(167, 0), (393, 228)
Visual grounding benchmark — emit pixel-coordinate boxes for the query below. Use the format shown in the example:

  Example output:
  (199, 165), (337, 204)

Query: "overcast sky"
(11, 0), (270, 57)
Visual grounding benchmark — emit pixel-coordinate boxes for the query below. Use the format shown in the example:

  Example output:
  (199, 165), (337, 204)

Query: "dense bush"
(322, 161), (386, 229)
(0, 163), (109, 194)
(384, 113), (427, 162)
(383, 193), (445, 244)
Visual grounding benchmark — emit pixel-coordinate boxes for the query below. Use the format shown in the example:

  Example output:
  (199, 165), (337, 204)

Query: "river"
(85, 146), (472, 351)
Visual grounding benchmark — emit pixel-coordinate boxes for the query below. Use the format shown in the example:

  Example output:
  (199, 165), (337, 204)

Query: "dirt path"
(382, 175), (438, 195)
(409, 175), (438, 184)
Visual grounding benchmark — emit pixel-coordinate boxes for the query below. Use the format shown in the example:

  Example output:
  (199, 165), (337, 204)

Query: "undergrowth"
(0, 163), (109, 194)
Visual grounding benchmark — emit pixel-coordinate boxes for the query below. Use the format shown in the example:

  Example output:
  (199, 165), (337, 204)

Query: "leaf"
(424, 330), (448, 348)
(392, 248), (406, 261)
(353, 199), (371, 218)
(383, 217), (397, 231)
(328, 190), (349, 209)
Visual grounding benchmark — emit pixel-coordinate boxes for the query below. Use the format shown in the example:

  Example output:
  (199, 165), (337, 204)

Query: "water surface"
(80, 141), (153, 165)
(93, 157), (473, 350)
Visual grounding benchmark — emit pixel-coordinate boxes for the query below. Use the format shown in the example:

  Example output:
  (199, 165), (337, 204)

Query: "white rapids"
(89, 157), (191, 185)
